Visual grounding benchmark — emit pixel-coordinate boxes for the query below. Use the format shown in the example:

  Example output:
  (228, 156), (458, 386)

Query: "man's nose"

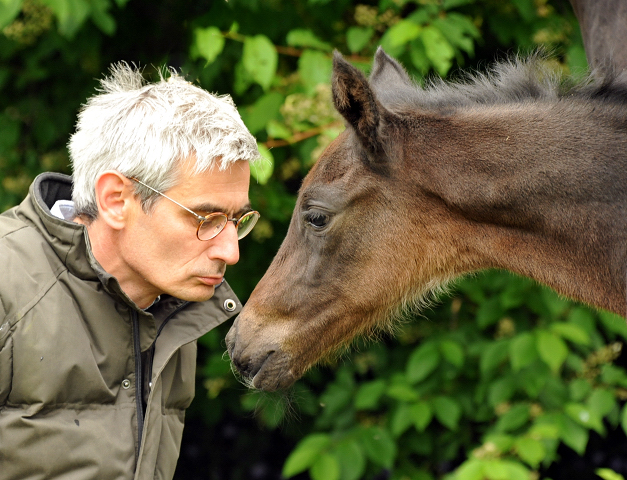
(208, 222), (240, 265)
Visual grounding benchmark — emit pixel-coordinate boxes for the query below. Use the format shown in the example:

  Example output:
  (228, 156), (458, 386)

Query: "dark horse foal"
(228, 15), (627, 392)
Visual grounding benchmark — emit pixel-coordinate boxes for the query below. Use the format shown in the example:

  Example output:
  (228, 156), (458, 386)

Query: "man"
(0, 63), (260, 479)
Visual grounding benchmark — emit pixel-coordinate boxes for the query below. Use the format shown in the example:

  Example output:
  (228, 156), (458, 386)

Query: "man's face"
(120, 159), (252, 305)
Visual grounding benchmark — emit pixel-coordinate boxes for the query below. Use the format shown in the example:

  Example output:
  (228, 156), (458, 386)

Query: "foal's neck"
(414, 103), (627, 314)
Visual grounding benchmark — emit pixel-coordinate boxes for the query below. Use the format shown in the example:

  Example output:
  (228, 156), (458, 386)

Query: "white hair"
(68, 62), (260, 219)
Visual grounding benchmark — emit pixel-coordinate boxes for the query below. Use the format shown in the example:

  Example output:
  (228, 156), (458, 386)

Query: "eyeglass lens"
(197, 211), (260, 241)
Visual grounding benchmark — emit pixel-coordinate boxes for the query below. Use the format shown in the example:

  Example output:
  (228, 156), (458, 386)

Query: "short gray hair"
(68, 62), (260, 219)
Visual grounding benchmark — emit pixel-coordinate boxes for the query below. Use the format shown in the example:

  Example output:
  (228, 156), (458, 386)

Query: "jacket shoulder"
(0, 212), (67, 324)
(0, 207), (28, 238)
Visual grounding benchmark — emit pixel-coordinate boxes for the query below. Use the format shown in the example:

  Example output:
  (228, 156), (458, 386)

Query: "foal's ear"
(332, 51), (385, 161)
(370, 47), (417, 106)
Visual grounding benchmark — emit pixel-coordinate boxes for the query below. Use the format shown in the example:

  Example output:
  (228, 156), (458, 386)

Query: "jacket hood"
(19, 172), (130, 302)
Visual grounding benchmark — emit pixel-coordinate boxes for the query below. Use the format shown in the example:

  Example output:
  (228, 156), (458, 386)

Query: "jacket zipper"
(131, 310), (144, 461)
(144, 301), (190, 395)
(132, 300), (189, 462)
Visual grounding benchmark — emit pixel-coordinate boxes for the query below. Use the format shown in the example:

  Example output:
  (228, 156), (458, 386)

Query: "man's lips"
(197, 276), (224, 286)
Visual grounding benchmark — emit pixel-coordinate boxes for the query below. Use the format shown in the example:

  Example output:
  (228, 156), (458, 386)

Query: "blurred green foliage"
(277, 272), (627, 480)
(2, 0), (624, 479)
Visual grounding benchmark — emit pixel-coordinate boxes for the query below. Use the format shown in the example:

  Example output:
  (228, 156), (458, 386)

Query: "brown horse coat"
(228, 1), (627, 390)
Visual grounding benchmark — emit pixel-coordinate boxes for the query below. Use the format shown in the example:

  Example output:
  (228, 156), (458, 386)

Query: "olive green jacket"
(0, 173), (242, 479)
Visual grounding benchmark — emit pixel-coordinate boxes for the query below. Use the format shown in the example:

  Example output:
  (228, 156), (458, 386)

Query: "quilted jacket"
(0, 172), (241, 479)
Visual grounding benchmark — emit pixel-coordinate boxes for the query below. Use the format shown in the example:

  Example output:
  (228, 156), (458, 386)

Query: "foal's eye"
(304, 211), (330, 230)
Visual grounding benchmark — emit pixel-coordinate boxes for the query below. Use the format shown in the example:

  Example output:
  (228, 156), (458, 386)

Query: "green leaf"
(406, 341), (440, 384)
(192, 27), (225, 64)
(41, 0), (90, 38)
(602, 364), (627, 388)
(346, 26), (374, 53)
(568, 307), (596, 334)
(598, 310), (627, 340)
(440, 339), (464, 367)
(286, 28), (332, 51)
(409, 38), (430, 75)
(500, 460), (532, 480)
(454, 458), (485, 480)
(251, 144), (274, 185)
(495, 404), (530, 432)
(257, 394), (286, 428)
(409, 400), (433, 432)
(517, 362), (549, 398)
(233, 60), (253, 95)
(0, 0), (22, 30)
(536, 330), (568, 373)
(433, 13), (479, 55)
(266, 120), (291, 140)
(565, 403), (604, 434)
(443, 0), (474, 7)
(354, 379), (387, 410)
(540, 287), (570, 317)
(360, 426), (397, 468)
(334, 440), (366, 480)
(559, 414), (589, 454)
(310, 452), (340, 480)
(509, 332), (537, 371)
(432, 396), (461, 430)
(587, 388), (616, 418)
(511, 0), (536, 22)
(597, 468), (627, 480)
(550, 322), (590, 345)
(386, 382), (419, 402)
(318, 375), (354, 421)
(282, 433), (331, 478)
(475, 297), (503, 329)
(241, 92), (284, 135)
(298, 49), (333, 93)
(514, 437), (545, 468)
(488, 375), (516, 407)
(421, 25), (455, 76)
(483, 433), (515, 453)
(390, 403), (414, 437)
(242, 34), (278, 90)
(0, 113), (20, 153)
(621, 404), (627, 436)
(480, 339), (510, 377)
(481, 459), (530, 480)
(89, 0), (115, 35)
(569, 378), (592, 402)
(482, 459), (509, 480)
(381, 19), (421, 49)
(527, 419), (560, 440)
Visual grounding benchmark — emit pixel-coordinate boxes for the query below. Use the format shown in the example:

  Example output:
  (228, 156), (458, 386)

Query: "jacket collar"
(21, 173), (137, 306)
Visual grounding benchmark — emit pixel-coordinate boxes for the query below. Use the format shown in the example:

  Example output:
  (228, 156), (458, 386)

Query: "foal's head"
(226, 49), (469, 390)
(226, 48), (618, 391)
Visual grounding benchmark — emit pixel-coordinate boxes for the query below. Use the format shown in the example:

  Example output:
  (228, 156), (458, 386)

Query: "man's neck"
(78, 216), (161, 309)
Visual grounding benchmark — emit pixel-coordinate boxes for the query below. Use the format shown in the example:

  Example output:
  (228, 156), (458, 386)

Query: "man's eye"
(305, 211), (330, 229)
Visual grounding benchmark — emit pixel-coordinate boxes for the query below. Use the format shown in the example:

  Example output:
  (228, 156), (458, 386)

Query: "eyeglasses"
(129, 177), (260, 241)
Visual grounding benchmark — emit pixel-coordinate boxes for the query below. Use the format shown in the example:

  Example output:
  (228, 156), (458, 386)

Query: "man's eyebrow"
(191, 202), (253, 217)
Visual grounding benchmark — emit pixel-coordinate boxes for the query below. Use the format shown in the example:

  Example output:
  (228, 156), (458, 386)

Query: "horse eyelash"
(304, 211), (331, 229)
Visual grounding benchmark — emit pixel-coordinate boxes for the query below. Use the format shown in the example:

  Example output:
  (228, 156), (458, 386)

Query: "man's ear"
(94, 171), (136, 230)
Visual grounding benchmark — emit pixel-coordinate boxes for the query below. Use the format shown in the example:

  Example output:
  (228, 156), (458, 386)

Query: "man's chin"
(181, 284), (216, 303)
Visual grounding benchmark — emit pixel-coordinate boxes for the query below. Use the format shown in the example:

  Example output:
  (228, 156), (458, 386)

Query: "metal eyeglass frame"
(129, 177), (260, 241)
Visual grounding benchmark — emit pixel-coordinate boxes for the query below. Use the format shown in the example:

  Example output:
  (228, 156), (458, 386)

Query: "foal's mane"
(372, 54), (627, 114)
